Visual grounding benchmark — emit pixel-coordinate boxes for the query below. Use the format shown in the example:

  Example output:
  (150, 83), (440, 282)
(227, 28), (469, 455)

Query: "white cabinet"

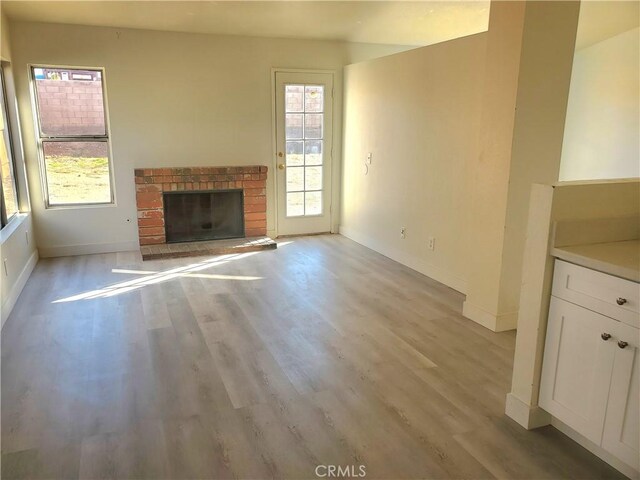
(540, 260), (640, 474)
(602, 324), (639, 470)
(539, 298), (616, 443)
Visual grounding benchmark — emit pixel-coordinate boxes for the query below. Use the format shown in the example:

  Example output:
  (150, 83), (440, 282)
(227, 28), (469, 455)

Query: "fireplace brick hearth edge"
(134, 166), (267, 246)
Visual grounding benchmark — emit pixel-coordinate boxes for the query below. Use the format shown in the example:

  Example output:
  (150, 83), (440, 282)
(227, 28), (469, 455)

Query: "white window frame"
(30, 64), (115, 208)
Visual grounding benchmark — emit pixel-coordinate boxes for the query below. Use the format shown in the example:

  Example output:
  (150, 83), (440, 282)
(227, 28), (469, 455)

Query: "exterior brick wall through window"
(35, 79), (105, 139)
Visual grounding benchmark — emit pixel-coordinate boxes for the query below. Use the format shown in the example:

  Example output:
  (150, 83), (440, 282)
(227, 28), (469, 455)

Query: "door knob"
(278, 152), (284, 158)
(601, 333), (612, 341)
(616, 297), (628, 305)
(618, 341), (629, 349)
(278, 163), (285, 170)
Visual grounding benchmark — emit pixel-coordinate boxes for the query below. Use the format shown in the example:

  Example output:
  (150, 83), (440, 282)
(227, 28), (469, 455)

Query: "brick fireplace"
(134, 166), (267, 246)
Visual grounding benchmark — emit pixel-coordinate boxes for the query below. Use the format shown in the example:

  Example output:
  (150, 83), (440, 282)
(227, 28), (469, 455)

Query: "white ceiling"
(1, 1), (490, 47)
(2, 1), (637, 49)
(575, 1), (639, 50)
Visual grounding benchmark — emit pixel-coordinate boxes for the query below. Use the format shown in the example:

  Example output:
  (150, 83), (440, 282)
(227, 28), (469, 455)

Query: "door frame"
(270, 67), (337, 237)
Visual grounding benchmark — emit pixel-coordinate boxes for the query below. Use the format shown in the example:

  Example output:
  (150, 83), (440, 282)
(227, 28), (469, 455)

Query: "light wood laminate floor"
(1, 234), (625, 479)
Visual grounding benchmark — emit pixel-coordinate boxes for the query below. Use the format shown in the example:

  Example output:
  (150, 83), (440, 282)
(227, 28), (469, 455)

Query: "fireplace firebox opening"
(163, 189), (244, 243)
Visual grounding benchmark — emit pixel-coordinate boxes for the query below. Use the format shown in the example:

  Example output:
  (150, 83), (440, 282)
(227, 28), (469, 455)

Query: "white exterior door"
(275, 71), (333, 236)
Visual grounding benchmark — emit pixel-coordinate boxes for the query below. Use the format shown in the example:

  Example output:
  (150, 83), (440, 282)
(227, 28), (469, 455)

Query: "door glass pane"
(286, 114), (303, 139)
(287, 192), (304, 217)
(33, 67), (106, 136)
(305, 192), (322, 215)
(305, 166), (322, 191)
(285, 85), (304, 113)
(305, 86), (323, 112)
(304, 114), (323, 139)
(305, 140), (322, 165)
(286, 166), (304, 192)
(282, 83), (325, 218)
(43, 141), (111, 205)
(286, 141), (303, 166)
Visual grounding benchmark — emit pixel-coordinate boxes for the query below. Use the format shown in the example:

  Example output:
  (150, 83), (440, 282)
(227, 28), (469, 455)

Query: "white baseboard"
(338, 224), (467, 294)
(462, 300), (518, 332)
(38, 240), (140, 258)
(505, 393), (551, 429)
(552, 417), (639, 479)
(1, 250), (38, 329)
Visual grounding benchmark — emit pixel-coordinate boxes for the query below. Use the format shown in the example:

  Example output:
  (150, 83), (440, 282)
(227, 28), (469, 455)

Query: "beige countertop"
(552, 240), (640, 283)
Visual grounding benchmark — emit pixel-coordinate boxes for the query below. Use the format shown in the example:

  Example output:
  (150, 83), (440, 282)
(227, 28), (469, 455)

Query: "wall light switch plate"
(428, 237), (436, 251)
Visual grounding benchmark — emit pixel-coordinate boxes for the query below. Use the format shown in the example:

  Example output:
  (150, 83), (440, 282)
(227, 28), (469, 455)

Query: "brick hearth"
(134, 166), (267, 246)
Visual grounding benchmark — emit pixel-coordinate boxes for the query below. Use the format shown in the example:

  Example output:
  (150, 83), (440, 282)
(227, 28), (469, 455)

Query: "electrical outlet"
(366, 152), (373, 165)
(428, 237), (436, 251)
(400, 227), (406, 239)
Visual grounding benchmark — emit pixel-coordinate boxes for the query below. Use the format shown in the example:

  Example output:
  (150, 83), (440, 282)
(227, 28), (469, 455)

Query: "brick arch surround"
(134, 166), (267, 246)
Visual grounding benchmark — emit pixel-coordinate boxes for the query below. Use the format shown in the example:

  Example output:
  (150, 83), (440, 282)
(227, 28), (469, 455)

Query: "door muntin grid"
(284, 84), (324, 217)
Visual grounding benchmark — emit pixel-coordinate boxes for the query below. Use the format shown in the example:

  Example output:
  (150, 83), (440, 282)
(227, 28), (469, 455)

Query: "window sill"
(0, 212), (30, 245)
(45, 201), (116, 210)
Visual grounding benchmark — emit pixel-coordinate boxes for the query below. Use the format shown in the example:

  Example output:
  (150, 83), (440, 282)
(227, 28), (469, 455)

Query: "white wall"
(340, 33), (487, 293)
(560, 27), (640, 181)
(0, 9), (9, 60)
(0, 12), (39, 326)
(9, 21), (410, 256)
(464, 1), (579, 332)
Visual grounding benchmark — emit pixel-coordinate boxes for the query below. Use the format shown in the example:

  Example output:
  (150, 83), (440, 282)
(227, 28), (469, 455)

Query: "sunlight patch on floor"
(53, 251), (263, 303)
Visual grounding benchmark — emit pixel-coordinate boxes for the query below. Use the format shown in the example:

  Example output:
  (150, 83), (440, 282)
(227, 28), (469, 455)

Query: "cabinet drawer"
(553, 260), (639, 328)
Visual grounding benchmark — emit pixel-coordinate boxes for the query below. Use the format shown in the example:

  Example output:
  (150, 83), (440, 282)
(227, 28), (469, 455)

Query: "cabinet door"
(539, 297), (617, 444)
(602, 323), (639, 471)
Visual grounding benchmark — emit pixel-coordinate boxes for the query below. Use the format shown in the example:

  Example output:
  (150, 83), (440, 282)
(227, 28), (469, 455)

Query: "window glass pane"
(43, 141), (111, 205)
(286, 140), (303, 166)
(285, 85), (304, 113)
(287, 192), (304, 217)
(286, 114), (303, 139)
(33, 67), (105, 136)
(286, 166), (304, 192)
(0, 135), (17, 219)
(0, 69), (18, 224)
(305, 140), (322, 165)
(304, 86), (323, 113)
(304, 114), (323, 139)
(305, 166), (322, 191)
(305, 191), (322, 215)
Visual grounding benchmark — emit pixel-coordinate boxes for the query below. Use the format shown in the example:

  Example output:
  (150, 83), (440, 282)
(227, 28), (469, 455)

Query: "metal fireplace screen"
(163, 189), (244, 243)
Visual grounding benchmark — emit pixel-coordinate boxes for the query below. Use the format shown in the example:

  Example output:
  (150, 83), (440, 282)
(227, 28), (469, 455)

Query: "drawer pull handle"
(601, 333), (612, 341)
(618, 341), (629, 349)
(616, 297), (628, 305)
